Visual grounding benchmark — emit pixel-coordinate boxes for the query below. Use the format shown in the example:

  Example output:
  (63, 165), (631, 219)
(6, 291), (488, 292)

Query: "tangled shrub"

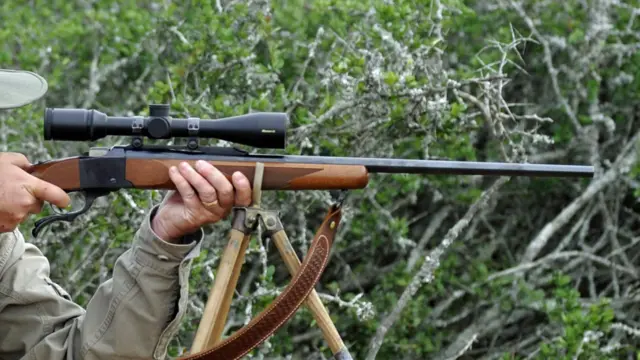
(1, 0), (639, 358)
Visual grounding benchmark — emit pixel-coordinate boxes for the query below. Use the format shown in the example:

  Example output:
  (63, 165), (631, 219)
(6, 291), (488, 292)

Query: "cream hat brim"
(0, 69), (48, 109)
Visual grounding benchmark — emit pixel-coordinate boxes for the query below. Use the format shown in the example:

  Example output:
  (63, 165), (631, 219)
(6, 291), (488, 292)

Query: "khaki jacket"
(0, 205), (203, 360)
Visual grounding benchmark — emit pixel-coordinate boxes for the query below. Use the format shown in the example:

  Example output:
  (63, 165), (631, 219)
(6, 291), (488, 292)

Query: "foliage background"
(2, 0), (640, 359)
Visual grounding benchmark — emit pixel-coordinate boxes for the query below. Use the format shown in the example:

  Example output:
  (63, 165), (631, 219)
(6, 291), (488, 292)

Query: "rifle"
(28, 104), (594, 360)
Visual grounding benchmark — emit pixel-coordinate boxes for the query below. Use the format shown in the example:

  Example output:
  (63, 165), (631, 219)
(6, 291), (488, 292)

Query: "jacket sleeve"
(0, 205), (203, 360)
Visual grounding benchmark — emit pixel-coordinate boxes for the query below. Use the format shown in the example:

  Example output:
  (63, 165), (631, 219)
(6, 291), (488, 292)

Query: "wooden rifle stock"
(29, 157), (370, 192)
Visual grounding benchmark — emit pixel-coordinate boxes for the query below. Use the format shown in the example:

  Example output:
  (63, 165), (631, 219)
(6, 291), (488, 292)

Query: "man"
(0, 69), (253, 359)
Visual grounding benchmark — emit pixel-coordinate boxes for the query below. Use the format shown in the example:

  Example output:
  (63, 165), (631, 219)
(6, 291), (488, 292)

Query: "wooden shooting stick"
(189, 162), (353, 359)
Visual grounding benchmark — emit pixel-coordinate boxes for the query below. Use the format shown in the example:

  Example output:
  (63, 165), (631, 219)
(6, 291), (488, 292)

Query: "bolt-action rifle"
(28, 104), (594, 360)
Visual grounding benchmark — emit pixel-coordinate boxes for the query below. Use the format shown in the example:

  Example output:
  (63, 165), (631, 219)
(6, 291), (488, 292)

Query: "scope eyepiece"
(43, 104), (288, 149)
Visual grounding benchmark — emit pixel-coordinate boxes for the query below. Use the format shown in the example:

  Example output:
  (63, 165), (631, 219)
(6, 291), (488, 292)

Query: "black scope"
(43, 104), (288, 149)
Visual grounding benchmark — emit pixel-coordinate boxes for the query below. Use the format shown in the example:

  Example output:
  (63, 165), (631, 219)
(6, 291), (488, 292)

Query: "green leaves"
(533, 272), (622, 359)
(4, 0), (636, 359)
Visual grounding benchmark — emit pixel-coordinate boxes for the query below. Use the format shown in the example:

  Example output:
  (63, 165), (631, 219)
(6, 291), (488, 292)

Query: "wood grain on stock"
(28, 158), (81, 189)
(28, 158), (369, 191)
(125, 159), (369, 190)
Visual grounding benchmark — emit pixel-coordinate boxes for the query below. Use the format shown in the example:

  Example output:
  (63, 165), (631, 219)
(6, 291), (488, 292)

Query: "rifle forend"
(44, 104), (288, 149)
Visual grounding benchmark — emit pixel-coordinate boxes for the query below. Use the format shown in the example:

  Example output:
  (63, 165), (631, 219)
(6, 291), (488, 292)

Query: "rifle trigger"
(31, 191), (106, 238)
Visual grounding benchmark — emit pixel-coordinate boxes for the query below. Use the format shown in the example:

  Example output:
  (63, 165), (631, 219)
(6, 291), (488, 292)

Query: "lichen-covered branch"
(365, 176), (510, 360)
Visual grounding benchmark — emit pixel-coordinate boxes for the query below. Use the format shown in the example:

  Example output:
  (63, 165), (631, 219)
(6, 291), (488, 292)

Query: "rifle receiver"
(43, 104), (288, 149)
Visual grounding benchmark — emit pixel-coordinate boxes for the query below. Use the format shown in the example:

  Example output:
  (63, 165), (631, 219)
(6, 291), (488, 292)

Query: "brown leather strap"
(177, 205), (342, 360)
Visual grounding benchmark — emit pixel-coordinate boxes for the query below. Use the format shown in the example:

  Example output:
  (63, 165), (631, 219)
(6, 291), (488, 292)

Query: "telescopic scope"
(43, 104), (288, 149)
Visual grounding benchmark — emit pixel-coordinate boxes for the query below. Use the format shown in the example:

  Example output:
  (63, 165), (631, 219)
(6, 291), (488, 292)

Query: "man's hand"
(151, 160), (252, 242)
(0, 152), (71, 233)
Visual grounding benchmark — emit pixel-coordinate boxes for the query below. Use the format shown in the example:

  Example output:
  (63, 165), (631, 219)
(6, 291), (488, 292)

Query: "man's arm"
(0, 205), (202, 360)
(0, 154), (250, 359)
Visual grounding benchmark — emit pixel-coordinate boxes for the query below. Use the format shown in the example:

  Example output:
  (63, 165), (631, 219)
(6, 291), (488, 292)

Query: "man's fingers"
(0, 152), (31, 168)
(232, 172), (252, 207)
(169, 166), (199, 206)
(178, 162), (218, 206)
(29, 178), (71, 209)
(195, 160), (235, 208)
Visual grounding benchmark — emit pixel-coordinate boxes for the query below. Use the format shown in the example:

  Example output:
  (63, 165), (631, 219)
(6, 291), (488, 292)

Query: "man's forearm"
(80, 205), (203, 359)
(0, 205), (202, 360)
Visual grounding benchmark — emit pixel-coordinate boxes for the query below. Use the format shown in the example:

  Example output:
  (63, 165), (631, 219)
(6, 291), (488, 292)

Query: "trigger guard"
(31, 190), (107, 238)
(53, 191), (86, 213)
(51, 204), (64, 214)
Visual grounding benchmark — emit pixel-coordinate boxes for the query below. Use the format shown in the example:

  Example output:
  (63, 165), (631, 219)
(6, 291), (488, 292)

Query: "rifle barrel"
(275, 155), (595, 178)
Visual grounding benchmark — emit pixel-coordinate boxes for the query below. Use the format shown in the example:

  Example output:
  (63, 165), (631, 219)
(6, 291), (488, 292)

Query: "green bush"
(1, 0), (639, 358)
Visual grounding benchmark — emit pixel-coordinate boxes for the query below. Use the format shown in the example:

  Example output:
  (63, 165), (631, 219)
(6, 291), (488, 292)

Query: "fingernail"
(170, 166), (177, 173)
(233, 172), (248, 184)
(196, 160), (206, 170)
(180, 162), (191, 170)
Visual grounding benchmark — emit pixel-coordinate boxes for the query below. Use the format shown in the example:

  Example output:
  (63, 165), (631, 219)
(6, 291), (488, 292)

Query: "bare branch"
(365, 176), (510, 360)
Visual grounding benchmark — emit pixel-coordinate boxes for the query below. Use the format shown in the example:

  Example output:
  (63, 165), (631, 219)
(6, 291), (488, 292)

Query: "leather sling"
(176, 204), (342, 360)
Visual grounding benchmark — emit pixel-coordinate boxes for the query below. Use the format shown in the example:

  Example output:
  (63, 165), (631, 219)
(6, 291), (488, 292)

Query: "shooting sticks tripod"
(183, 162), (353, 360)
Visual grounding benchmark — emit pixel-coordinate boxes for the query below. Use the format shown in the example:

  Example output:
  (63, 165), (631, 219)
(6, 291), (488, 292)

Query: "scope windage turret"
(43, 104), (288, 149)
